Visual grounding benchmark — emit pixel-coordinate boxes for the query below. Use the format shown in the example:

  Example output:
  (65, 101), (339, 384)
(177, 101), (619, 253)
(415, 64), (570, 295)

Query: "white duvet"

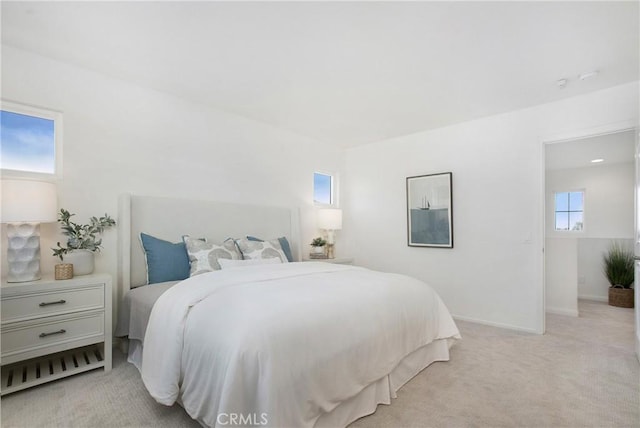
(142, 262), (460, 427)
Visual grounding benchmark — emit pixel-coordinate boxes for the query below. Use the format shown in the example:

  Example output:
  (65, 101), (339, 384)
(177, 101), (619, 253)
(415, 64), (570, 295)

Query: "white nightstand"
(0, 273), (112, 395)
(303, 257), (354, 265)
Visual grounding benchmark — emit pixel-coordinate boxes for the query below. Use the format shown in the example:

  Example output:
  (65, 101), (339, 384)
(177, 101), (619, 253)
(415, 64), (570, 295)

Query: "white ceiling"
(1, 1), (638, 148)
(545, 130), (636, 171)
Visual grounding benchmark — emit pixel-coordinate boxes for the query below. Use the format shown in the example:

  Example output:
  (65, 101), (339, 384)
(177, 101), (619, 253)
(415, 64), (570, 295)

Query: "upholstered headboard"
(117, 194), (301, 295)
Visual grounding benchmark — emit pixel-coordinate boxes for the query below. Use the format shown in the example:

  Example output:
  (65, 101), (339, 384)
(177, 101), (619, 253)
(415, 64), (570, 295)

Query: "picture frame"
(406, 172), (453, 248)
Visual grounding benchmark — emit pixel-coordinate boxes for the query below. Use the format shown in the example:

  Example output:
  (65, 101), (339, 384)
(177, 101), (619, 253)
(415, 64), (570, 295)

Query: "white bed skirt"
(127, 339), (144, 372)
(127, 337), (454, 427)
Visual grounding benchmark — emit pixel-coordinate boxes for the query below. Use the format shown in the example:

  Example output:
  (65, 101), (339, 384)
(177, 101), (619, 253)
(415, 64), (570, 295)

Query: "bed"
(115, 194), (460, 428)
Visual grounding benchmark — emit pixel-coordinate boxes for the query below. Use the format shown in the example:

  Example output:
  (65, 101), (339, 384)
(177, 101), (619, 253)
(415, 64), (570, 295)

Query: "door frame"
(539, 119), (638, 337)
(635, 128), (640, 362)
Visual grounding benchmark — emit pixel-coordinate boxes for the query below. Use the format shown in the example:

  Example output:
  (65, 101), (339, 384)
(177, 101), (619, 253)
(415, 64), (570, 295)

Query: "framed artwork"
(406, 172), (453, 248)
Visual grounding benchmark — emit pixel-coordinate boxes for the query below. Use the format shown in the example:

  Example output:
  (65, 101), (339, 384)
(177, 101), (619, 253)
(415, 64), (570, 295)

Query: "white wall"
(1, 46), (344, 310)
(343, 81), (639, 333)
(545, 162), (634, 302)
(545, 238), (578, 316)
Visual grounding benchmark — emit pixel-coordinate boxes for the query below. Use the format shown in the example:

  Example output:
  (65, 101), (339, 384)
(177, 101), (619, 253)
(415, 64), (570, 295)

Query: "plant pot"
(608, 287), (634, 308)
(64, 250), (95, 276)
(312, 246), (325, 255)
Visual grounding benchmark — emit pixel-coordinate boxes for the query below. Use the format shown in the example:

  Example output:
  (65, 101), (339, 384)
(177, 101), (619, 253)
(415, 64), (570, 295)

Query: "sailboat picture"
(406, 172), (453, 248)
(419, 197), (430, 210)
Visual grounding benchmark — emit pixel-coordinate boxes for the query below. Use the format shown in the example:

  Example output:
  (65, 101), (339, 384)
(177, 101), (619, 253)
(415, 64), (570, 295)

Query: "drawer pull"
(39, 300), (67, 307)
(39, 329), (67, 338)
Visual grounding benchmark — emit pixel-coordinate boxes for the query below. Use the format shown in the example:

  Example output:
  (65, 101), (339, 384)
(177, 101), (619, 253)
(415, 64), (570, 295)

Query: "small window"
(314, 172), (333, 205)
(554, 191), (584, 231)
(1, 101), (61, 178)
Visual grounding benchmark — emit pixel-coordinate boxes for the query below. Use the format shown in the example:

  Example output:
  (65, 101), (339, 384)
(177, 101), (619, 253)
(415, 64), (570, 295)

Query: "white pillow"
(183, 236), (241, 276)
(235, 238), (289, 263)
(218, 257), (282, 269)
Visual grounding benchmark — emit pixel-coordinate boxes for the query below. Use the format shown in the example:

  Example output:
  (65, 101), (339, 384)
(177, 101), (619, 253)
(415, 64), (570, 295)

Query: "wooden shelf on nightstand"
(0, 273), (112, 395)
(303, 257), (354, 265)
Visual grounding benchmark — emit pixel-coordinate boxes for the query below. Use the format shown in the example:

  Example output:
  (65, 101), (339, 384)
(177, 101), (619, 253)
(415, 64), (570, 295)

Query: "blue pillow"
(246, 236), (294, 262)
(140, 233), (190, 284)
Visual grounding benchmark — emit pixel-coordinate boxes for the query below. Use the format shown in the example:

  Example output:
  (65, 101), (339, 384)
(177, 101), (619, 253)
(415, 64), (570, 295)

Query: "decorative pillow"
(246, 236), (294, 262)
(218, 257), (282, 269)
(183, 236), (241, 276)
(139, 233), (191, 285)
(236, 237), (289, 263)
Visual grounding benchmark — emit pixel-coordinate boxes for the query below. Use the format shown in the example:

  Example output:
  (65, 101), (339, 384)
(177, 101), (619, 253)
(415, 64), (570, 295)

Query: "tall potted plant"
(602, 242), (634, 308)
(52, 209), (116, 275)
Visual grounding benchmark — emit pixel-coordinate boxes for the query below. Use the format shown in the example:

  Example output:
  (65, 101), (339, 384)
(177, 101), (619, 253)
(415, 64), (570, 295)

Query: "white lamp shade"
(317, 208), (342, 230)
(1, 179), (58, 223)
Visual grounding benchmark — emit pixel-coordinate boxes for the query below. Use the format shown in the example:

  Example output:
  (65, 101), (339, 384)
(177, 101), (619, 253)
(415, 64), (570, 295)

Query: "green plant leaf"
(52, 209), (116, 258)
(602, 241), (634, 288)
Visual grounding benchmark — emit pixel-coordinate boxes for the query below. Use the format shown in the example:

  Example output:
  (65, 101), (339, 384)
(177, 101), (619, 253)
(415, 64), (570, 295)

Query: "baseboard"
(451, 314), (541, 335)
(546, 306), (579, 317)
(578, 294), (608, 303)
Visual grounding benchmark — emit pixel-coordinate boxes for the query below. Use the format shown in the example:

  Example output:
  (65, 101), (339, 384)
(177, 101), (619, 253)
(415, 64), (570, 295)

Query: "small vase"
(54, 263), (74, 280)
(64, 250), (95, 276)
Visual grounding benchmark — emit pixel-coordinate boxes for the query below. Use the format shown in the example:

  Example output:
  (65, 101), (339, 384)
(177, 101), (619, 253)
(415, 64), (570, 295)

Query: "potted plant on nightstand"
(52, 209), (116, 276)
(310, 237), (327, 258)
(602, 242), (634, 308)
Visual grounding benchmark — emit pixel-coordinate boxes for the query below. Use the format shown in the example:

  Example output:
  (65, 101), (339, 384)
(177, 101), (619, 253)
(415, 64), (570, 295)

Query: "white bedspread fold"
(142, 262), (460, 427)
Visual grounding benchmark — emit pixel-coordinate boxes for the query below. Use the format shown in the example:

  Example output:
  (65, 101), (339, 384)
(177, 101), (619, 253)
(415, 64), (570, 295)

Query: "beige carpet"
(1, 300), (637, 428)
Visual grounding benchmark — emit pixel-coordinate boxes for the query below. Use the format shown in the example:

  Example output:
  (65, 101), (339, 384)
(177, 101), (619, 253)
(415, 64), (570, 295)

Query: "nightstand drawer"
(1, 286), (104, 323)
(1, 311), (104, 359)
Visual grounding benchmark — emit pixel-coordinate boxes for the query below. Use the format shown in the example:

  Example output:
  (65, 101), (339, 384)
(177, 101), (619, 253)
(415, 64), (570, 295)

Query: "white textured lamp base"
(326, 243), (335, 259)
(6, 223), (42, 283)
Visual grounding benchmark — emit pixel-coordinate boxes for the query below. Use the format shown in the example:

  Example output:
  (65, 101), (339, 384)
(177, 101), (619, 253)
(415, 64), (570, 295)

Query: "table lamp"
(317, 208), (342, 259)
(1, 179), (58, 282)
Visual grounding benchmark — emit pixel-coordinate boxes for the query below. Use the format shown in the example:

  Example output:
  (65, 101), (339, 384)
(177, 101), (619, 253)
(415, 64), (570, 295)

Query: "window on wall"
(314, 172), (333, 205)
(555, 191), (584, 231)
(0, 101), (61, 179)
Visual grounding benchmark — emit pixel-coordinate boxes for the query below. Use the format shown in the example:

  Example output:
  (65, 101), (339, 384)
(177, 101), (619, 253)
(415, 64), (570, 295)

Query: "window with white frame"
(314, 172), (333, 205)
(554, 191), (584, 231)
(1, 101), (62, 179)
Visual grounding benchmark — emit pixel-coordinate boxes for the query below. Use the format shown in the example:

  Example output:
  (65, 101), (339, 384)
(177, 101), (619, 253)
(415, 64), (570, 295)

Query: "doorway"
(543, 128), (637, 345)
